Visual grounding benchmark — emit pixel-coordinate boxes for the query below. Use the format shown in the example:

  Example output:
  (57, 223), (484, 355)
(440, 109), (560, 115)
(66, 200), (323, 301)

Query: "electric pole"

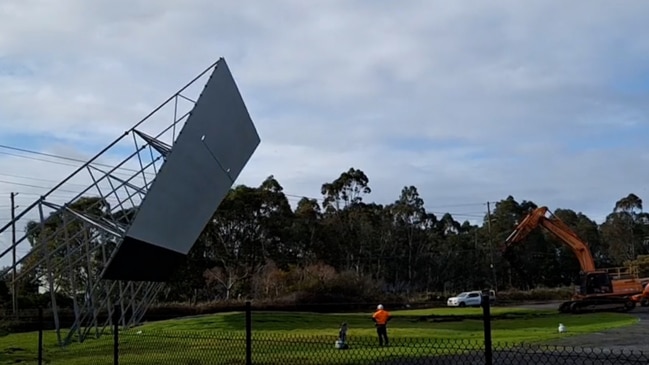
(486, 201), (497, 291)
(11, 192), (17, 315)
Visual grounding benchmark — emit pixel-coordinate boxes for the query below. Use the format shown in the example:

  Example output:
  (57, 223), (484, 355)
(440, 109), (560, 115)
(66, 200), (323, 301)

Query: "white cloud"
(0, 0), (648, 268)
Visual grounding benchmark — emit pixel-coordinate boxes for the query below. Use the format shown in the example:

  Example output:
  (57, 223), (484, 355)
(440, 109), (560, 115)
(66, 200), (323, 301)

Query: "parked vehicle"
(447, 290), (495, 307)
(483, 289), (496, 304)
(446, 290), (482, 308)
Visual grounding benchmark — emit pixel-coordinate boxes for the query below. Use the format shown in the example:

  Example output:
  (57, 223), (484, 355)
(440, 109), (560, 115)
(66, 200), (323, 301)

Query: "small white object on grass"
(558, 323), (566, 333)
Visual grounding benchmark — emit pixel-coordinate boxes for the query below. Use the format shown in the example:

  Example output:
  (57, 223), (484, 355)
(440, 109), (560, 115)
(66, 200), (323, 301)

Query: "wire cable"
(0, 143), (491, 212)
(0, 144), (158, 178)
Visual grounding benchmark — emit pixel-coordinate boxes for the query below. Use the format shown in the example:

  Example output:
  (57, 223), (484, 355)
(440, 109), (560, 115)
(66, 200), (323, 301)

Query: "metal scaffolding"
(0, 59), (222, 346)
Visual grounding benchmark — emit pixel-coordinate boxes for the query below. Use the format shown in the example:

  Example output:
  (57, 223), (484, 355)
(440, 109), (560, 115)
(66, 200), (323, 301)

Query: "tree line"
(2, 167), (649, 309)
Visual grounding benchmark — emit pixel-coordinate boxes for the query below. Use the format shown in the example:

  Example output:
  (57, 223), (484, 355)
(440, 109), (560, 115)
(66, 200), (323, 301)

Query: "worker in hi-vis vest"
(371, 304), (392, 346)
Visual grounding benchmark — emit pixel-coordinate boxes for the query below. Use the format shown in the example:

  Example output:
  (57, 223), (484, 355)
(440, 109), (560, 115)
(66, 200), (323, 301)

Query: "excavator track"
(558, 297), (636, 314)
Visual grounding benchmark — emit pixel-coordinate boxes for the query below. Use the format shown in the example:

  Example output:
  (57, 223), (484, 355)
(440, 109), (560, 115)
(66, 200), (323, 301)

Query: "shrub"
(496, 287), (574, 302)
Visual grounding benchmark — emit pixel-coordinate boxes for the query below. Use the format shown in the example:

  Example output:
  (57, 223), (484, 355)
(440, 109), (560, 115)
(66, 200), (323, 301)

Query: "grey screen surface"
(127, 59), (260, 254)
(103, 59), (260, 281)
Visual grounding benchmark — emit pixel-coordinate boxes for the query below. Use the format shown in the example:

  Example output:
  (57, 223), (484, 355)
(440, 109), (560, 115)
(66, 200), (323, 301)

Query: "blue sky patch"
(0, 57), (34, 78)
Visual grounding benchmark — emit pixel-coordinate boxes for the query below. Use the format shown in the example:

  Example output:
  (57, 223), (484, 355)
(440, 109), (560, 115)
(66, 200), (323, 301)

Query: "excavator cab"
(577, 271), (613, 295)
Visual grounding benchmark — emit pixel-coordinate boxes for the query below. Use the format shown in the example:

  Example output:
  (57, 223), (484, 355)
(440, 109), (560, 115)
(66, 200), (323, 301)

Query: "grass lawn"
(0, 306), (638, 365)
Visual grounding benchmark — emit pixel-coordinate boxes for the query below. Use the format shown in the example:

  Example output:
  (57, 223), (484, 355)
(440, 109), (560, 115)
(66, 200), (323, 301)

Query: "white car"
(446, 291), (483, 307)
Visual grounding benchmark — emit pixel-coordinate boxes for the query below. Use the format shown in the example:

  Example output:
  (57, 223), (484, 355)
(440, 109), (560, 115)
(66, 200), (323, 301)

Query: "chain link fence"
(2, 298), (648, 364)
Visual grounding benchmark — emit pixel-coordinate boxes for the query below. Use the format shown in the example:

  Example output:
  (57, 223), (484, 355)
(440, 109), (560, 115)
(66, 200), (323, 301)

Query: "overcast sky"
(1, 0), (649, 254)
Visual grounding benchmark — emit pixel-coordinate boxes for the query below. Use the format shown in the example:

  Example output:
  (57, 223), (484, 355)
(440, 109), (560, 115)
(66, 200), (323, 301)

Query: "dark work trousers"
(376, 324), (389, 346)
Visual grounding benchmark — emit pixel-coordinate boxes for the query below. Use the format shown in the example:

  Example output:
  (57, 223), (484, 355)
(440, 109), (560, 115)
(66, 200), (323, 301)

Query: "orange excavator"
(631, 285), (649, 307)
(504, 206), (643, 313)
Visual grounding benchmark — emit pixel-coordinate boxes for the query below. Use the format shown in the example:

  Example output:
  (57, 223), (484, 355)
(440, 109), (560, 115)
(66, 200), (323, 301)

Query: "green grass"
(0, 306), (639, 365)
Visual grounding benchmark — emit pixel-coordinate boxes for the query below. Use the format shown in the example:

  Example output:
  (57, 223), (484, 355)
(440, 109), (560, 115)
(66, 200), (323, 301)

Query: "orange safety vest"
(372, 309), (391, 325)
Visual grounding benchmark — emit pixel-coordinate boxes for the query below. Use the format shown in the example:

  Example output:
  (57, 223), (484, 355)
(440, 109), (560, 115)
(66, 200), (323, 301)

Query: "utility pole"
(11, 192), (18, 315)
(486, 201), (497, 291)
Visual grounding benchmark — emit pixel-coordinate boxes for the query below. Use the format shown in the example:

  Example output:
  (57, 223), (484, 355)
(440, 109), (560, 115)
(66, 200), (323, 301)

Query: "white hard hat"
(377, 304), (383, 310)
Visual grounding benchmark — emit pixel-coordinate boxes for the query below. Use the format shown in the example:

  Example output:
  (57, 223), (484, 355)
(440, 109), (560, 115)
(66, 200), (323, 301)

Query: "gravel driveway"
(379, 350), (647, 364)
(378, 303), (649, 364)
(546, 306), (649, 353)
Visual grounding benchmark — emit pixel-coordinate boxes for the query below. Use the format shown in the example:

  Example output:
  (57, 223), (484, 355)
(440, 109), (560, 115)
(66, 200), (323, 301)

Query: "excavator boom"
(504, 206), (642, 314)
(504, 207), (596, 272)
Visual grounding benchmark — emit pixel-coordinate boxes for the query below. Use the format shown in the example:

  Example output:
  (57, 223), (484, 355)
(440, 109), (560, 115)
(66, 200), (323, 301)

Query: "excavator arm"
(504, 207), (596, 272)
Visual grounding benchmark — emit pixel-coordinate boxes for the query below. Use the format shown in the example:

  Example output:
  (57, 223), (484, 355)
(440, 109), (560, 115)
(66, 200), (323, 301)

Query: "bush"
(0, 320), (9, 337)
(496, 287), (574, 302)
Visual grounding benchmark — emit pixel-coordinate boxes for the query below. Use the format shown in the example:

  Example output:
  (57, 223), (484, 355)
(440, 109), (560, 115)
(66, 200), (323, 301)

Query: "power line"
(0, 191), (89, 201)
(0, 186), (487, 215)
(0, 178), (81, 194)
(0, 144), (157, 177)
(0, 144), (492, 212)
(0, 171), (89, 189)
(0, 150), (80, 168)
(0, 144), (90, 164)
(0, 173), (489, 214)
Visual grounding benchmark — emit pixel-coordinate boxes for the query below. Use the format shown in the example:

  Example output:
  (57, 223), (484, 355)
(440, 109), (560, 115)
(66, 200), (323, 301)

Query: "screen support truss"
(0, 59), (224, 346)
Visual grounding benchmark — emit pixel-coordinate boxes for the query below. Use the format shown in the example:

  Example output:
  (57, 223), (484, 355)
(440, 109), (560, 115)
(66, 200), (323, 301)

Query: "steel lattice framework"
(0, 60), (222, 346)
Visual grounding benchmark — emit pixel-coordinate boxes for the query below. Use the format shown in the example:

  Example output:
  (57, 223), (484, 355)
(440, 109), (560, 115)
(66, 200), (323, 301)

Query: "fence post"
(481, 294), (493, 365)
(245, 301), (252, 365)
(113, 305), (119, 365)
(38, 307), (43, 365)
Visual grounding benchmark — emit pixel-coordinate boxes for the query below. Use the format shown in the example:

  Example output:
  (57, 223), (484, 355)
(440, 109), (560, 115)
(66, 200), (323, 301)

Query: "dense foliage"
(3, 167), (649, 310)
(155, 168), (649, 304)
